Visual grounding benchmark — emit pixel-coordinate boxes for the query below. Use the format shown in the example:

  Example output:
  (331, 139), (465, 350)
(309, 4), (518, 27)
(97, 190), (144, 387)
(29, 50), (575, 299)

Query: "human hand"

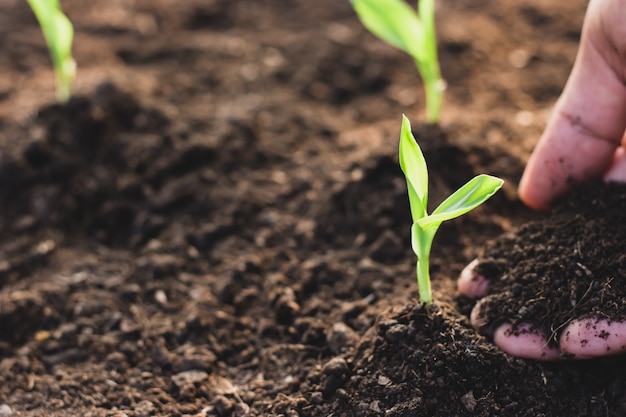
(459, 259), (626, 360)
(519, 0), (626, 210)
(459, 0), (626, 360)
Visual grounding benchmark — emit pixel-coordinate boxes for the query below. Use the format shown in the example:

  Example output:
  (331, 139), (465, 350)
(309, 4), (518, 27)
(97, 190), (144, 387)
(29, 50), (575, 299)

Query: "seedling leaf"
(27, 0), (76, 102)
(350, 0), (426, 61)
(417, 174), (504, 228)
(419, 0), (437, 64)
(399, 115), (428, 220)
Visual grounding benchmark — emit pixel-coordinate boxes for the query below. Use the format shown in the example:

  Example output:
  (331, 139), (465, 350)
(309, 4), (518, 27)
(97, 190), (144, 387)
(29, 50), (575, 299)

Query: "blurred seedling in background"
(27, 0), (76, 102)
(351, 0), (445, 124)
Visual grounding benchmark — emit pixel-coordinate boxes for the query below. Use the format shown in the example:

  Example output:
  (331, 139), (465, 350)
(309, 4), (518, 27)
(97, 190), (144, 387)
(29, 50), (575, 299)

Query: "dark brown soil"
(476, 182), (626, 346)
(3, 0), (625, 416)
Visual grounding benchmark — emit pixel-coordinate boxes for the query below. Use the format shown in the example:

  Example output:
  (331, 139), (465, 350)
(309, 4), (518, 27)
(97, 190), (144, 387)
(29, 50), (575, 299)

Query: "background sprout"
(350, 0), (445, 124)
(27, 0), (76, 103)
(399, 115), (503, 305)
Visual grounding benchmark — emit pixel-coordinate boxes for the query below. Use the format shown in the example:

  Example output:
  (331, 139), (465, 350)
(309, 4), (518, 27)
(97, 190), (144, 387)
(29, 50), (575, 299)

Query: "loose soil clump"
(476, 182), (626, 346)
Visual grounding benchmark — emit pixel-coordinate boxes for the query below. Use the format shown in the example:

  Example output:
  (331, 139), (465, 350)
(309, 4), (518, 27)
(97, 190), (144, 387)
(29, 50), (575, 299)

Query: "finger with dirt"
(518, 0), (626, 211)
(459, 258), (626, 360)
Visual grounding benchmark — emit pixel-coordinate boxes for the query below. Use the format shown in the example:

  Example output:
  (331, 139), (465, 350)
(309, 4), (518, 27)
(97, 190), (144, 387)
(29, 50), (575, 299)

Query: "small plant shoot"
(399, 115), (503, 305)
(351, 0), (444, 124)
(27, 0), (76, 102)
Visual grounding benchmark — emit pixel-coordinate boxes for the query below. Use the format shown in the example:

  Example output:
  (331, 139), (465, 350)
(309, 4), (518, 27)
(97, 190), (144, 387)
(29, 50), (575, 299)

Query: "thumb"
(519, 3), (626, 210)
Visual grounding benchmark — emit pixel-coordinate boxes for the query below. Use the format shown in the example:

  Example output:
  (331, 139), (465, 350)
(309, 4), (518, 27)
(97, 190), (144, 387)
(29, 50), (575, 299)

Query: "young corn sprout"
(27, 0), (76, 103)
(351, 0), (445, 124)
(399, 115), (503, 305)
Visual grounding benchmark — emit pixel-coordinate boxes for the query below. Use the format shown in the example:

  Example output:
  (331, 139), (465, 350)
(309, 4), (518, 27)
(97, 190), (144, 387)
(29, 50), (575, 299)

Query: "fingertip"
(560, 319), (626, 359)
(457, 259), (490, 299)
(603, 147), (626, 183)
(494, 323), (561, 360)
(518, 30), (626, 211)
(521, 144), (626, 209)
(518, 172), (552, 211)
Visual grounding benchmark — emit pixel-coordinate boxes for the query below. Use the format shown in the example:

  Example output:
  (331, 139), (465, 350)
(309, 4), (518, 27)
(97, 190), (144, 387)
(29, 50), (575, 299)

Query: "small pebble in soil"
(322, 357), (349, 377)
(0, 404), (13, 417)
(461, 391), (477, 412)
(327, 322), (358, 354)
(322, 357), (350, 398)
(377, 375), (391, 386)
(384, 323), (408, 342)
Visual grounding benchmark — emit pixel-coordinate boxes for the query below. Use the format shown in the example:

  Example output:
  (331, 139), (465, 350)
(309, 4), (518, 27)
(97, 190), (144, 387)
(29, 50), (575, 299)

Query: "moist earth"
(3, 0), (625, 416)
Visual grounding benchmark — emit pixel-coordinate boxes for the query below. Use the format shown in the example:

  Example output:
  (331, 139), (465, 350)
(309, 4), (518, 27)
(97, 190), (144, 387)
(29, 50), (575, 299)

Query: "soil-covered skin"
(476, 182), (626, 347)
(3, 0), (625, 416)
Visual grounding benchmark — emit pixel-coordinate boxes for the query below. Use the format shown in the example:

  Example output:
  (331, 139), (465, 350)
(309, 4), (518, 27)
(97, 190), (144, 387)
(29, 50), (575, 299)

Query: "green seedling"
(351, 0), (444, 124)
(27, 0), (76, 102)
(399, 115), (503, 305)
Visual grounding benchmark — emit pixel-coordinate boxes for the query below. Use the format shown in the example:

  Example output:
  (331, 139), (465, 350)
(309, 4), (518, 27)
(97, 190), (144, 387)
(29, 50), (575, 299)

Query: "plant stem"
(417, 0), (443, 124)
(416, 257), (432, 305)
(415, 230), (435, 305)
(424, 76), (443, 125)
(56, 69), (71, 103)
(416, 58), (444, 125)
